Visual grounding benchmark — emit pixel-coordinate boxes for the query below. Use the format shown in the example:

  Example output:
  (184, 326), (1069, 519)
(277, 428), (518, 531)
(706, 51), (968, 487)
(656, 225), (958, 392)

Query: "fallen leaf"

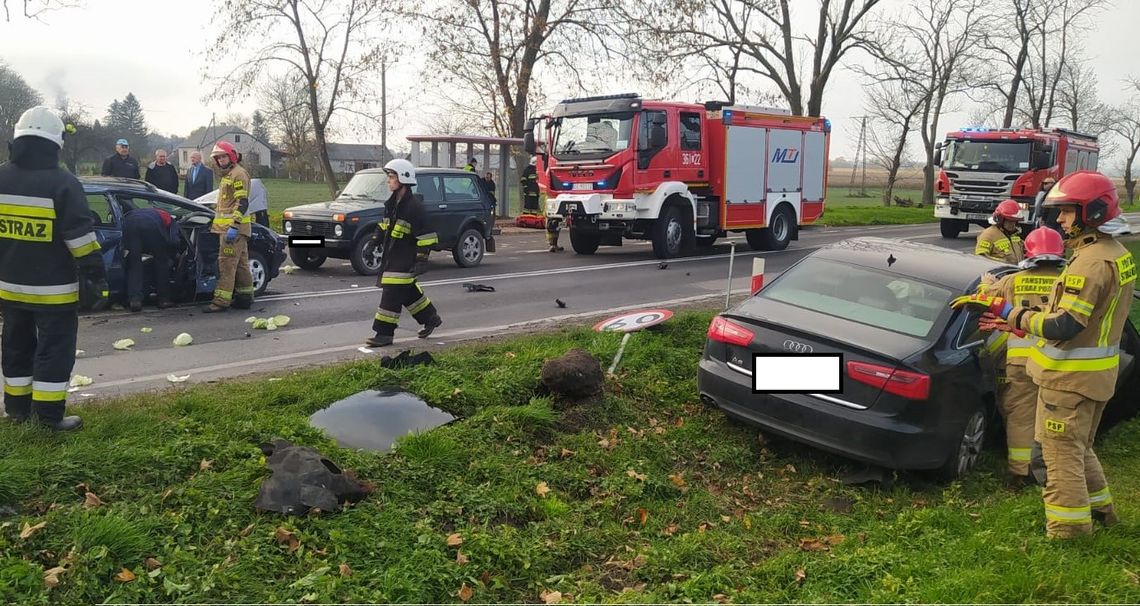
(668, 473), (687, 489)
(458, 583), (474, 602)
(674, 417), (685, 427)
(663, 523), (679, 536)
(505, 351), (516, 358)
(199, 459), (213, 471)
(626, 469), (647, 482)
(721, 515), (732, 523)
(84, 492), (105, 509)
(560, 448), (576, 458)
(825, 534), (846, 546)
(240, 523), (255, 537)
(638, 507), (649, 526)
(743, 516), (753, 530)
(598, 438), (612, 449)
(540, 589), (563, 604)
(43, 566), (66, 588)
(535, 481), (551, 498)
(456, 551), (470, 565)
(799, 538), (828, 552)
(112, 338), (135, 350)
(161, 489), (173, 502)
(799, 520), (811, 528)
(140, 327), (153, 333)
(1125, 568), (1140, 585)
(784, 464), (797, 474)
(713, 594), (730, 604)
(446, 533), (464, 547)
(114, 568), (136, 582)
(274, 527), (300, 554)
(794, 567), (807, 585)
(654, 426), (666, 435)
(452, 388), (462, 396)
(145, 558), (162, 571)
(20, 521), (47, 540)
(339, 563), (353, 577)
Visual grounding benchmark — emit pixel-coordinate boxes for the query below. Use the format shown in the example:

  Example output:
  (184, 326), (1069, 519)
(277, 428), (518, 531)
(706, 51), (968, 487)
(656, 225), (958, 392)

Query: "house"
(173, 126), (276, 174)
(325, 143), (394, 175)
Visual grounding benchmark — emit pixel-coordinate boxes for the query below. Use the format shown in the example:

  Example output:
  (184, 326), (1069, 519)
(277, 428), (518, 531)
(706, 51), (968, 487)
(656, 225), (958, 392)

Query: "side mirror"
(933, 148), (943, 167)
(524, 131), (536, 155)
(524, 118), (535, 132)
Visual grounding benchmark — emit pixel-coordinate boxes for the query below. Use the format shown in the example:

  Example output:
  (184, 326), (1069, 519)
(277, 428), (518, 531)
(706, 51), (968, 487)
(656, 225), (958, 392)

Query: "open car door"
(174, 211), (221, 302)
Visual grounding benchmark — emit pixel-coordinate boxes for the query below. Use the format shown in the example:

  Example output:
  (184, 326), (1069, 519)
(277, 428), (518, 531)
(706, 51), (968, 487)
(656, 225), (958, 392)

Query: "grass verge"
(3, 311), (1140, 603)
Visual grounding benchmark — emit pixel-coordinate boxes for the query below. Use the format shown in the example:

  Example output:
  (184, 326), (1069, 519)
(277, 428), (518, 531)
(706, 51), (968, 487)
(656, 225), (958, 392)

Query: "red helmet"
(210, 141), (238, 164)
(1024, 227), (1065, 260)
(1042, 170), (1120, 228)
(992, 199), (1021, 222)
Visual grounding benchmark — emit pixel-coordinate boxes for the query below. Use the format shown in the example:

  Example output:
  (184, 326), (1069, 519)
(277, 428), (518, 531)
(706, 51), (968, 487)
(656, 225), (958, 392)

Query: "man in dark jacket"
(144, 149), (179, 194)
(101, 138), (140, 179)
(183, 151), (214, 200)
(0, 106), (109, 431)
(122, 206), (180, 312)
(365, 159), (442, 348)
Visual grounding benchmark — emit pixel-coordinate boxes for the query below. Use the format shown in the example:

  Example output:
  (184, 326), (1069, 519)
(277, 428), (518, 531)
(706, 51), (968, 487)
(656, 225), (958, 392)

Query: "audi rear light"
(847, 361), (930, 400)
(707, 316), (755, 347)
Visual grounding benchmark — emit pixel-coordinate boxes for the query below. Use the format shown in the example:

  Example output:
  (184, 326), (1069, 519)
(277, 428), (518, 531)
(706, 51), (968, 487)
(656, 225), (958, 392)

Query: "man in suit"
(183, 151), (214, 200)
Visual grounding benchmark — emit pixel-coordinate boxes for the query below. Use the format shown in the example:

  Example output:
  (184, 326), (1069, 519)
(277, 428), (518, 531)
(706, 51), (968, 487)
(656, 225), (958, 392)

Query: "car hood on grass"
(286, 199), (382, 217)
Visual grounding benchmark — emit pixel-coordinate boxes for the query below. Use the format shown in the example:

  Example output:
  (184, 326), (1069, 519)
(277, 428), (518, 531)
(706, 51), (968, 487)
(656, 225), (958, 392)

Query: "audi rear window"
(757, 257), (954, 339)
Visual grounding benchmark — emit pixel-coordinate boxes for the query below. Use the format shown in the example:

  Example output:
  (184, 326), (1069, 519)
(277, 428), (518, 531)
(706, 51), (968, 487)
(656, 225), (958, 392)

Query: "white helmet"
(14, 106), (65, 148)
(384, 158), (416, 185)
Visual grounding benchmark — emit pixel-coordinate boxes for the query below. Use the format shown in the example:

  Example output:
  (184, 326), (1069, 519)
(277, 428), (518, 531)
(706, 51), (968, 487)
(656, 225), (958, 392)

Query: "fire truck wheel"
(569, 227), (600, 255)
(940, 219), (965, 239)
(652, 205), (687, 258)
(745, 205), (793, 251)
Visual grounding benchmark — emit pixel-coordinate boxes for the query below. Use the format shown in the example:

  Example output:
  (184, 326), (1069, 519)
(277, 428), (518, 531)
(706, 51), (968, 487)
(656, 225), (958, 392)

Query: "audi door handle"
(438, 204), (448, 209)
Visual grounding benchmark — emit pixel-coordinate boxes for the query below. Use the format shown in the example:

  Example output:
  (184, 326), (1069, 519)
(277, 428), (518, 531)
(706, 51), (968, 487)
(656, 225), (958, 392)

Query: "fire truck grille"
(946, 173), (1017, 207)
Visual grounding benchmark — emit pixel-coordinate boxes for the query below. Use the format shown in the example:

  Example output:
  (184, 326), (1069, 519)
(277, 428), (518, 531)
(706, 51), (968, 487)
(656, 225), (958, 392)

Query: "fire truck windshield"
(552, 112), (634, 159)
(944, 140), (1031, 173)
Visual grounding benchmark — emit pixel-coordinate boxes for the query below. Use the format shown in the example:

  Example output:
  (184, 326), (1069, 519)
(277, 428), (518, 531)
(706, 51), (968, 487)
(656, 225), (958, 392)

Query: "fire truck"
(933, 126), (1100, 238)
(522, 93), (831, 258)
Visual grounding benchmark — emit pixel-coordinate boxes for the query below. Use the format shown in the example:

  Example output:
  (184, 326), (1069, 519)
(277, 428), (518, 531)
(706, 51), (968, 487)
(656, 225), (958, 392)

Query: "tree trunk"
(1002, 46), (1029, 128)
(884, 127), (911, 207)
(1127, 148), (1138, 204)
(313, 120), (338, 198)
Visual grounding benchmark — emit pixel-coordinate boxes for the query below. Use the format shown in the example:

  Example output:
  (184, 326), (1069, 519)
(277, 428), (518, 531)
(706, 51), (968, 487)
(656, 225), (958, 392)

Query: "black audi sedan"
(697, 237), (1140, 479)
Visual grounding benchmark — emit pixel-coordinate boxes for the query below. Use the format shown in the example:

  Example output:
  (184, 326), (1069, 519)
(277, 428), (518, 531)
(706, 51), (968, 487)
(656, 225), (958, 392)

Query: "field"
(3, 308), (1140, 603)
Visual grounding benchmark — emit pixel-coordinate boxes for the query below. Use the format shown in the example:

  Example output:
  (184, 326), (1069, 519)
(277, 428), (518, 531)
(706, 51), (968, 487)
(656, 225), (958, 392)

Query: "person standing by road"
(248, 178), (270, 228)
(955, 170), (1133, 539)
(0, 106), (109, 431)
(101, 138), (139, 179)
(145, 149), (179, 194)
(202, 141), (255, 313)
(121, 207), (180, 312)
(976, 199), (1025, 264)
(1034, 177), (1056, 226)
(183, 151), (214, 200)
(365, 159), (442, 348)
(520, 156), (540, 215)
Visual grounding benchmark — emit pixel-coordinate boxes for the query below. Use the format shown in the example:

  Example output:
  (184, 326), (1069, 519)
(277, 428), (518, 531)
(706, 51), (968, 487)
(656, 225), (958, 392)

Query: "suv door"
(411, 174), (445, 246)
(439, 174), (485, 248)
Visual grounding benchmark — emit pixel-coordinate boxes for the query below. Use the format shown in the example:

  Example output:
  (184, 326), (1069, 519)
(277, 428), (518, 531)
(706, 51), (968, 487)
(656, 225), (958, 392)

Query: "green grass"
(4, 311), (1140, 603)
(1127, 239), (1140, 327)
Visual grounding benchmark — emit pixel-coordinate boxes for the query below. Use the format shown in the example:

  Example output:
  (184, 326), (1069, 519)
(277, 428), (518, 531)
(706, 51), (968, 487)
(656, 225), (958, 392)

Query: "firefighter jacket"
(1012, 233), (1135, 402)
(0, 141), (105, 310)
(210, 164), (253, 237)
(375, 188), (438, 283)
(983, 265), (1063, 367)
(521, 165), (539, 197)
(976, 225), (1025, 265)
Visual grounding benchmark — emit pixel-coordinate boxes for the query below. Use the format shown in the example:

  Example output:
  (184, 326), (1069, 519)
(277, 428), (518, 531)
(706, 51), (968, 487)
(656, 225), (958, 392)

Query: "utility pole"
(847, 116), (869, 197)
(381, 60), (387, 162)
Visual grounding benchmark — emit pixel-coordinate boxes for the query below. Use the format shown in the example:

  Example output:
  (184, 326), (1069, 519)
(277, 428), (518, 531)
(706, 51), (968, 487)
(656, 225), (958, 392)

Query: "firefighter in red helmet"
(975, 199), (1026, 264)
(203, 141), (254, 313)
(953, 170), (1133, 538)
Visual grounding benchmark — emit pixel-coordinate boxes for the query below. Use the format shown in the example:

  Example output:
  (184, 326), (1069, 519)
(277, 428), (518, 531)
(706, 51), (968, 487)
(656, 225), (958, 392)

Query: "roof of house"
(325, 143), (393, 163)
(177, 126), (277, 153)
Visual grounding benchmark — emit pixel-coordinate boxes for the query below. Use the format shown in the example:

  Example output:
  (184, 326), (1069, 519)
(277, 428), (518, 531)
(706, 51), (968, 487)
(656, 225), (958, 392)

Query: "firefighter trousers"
(372, 278), (438, 337)
(1, 304), (78, 423)
(522, 194), (540, 213)
(998, 363), (1036, 476)
(1034, 386), (1113, 538)
(545, 218), (562, 247)
(213, 233), (254, 308)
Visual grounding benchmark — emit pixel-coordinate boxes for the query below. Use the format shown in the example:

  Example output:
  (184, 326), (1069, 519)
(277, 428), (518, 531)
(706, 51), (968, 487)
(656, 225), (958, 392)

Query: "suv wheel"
(452, 227), (485, 268)
(289, 248), (326, 270)
(350, 235), (383, 276)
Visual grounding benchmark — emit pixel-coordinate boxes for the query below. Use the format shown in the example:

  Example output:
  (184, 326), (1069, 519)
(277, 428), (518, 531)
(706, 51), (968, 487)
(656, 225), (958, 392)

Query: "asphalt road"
(48, 214), (1139, 401)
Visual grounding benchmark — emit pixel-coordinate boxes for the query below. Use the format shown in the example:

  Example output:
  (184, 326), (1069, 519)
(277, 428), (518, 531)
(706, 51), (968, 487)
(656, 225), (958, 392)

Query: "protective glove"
(979, 312), (1026, 338)
(950, 292), (1013, 319)
(225, 227), (239, 243)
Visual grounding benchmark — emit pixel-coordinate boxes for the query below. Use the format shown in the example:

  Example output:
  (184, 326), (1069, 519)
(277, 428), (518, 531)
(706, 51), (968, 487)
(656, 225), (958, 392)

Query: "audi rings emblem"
(783, 340), (813, 354)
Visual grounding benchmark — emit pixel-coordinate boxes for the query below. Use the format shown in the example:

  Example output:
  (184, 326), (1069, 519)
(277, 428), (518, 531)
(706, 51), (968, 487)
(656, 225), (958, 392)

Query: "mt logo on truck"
(523, 93), (831, 258)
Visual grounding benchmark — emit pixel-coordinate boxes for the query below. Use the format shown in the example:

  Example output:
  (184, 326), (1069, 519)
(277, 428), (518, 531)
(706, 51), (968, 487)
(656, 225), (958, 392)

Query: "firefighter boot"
(33, 402), (82, 431)
(202, 304), (229, 313)
(3, 395), (29, 423)
(418, 314), (442, 339)
(366, 333), (394, 348)
(546, 230), (563, 253)
(232, 295), (253, 310)
(1093, 506), (1120, 527)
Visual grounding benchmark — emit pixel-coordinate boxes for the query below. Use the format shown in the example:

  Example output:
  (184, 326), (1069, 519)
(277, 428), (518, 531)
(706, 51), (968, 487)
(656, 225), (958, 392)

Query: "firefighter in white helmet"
(0, 106), (108, 431)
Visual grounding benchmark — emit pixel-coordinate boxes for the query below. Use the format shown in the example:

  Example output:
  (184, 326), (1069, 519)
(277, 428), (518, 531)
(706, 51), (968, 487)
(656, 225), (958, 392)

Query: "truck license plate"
(572, 183), (592, 191)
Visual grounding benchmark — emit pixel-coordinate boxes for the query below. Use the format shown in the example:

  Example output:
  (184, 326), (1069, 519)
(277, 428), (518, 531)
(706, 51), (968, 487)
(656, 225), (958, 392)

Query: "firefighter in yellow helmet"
(953, 170), (1133, 538)
(975, 199), (1026, 264)
(976, 227), (1067, 486)
(202, 141), (254, 313)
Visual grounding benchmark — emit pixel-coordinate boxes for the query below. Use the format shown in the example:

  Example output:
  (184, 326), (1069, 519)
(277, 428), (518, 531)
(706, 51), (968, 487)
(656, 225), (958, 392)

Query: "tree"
(257, 73), (318, 181)
(1054, 53), (1113, 142)
(1108, 102), (1140, 204)
(104, 93), (148, 147)
(855, 48), (926, 207)
(623, 0), (885, 117)
(205, 0), (392, 196)
(222, 112), (251, 132)
(1, 0), (79, 21)
(0, 62), (43, 162)
(55, 94), (108, 174)
(416, 0), (620, 141)
(1015, 0), (1108, 128)
(251, 110), (271, 145)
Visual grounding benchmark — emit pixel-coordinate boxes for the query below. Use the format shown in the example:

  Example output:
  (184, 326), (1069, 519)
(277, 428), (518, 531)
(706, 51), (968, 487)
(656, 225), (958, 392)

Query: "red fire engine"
(522, 93), (831, 259)
(933, 126), (1099, 238)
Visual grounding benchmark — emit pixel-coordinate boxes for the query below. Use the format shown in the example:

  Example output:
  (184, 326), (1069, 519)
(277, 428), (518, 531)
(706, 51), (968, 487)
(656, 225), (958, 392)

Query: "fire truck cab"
(933, 127), (1099, 239)
(523, 93), (830, 259)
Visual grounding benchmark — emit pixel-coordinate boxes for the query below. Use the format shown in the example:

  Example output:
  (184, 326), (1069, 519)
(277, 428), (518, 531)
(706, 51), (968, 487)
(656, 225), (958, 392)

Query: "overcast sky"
(3, 0), (1138, 162)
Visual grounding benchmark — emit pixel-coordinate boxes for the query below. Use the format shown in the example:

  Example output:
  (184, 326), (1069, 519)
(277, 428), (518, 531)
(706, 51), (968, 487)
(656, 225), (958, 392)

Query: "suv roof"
(356, 167), (482, 176)
(80, 176), (159, 193)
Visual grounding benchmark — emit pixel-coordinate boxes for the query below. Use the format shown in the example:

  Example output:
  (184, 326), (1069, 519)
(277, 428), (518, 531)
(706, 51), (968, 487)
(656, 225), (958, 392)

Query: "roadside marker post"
(751, 258), (765, 295)
(725, 241), (737, 310)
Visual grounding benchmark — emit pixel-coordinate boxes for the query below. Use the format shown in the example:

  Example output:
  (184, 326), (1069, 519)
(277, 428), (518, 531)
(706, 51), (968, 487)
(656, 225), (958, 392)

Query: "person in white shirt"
(248, 178), (269, 228)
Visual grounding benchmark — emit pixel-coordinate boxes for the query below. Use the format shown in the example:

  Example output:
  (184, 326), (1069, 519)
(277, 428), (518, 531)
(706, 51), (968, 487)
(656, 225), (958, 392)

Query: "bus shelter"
(407, 134), (525, 219)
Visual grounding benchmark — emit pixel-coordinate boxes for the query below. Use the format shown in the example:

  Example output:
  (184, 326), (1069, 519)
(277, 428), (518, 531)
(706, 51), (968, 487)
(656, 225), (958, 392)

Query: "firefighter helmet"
(1042, 170), (1120, 228)
(210, 141), (239, 164)
(13, 106), (65, 148)
(990, 199), (1021, 224)
(384, 158), (417, 185)
(1023, 227), (1066, 264)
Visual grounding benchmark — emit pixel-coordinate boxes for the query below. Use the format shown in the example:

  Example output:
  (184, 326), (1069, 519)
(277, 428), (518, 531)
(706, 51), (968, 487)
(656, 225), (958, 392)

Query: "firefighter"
(975, 199), (1026, 264)
(202, 141), (254, 313)
(521, 157), (540, 214)
(365, 159), (442, 348)
(0, 106), (109, 430)
(545, 216), (564, 253)
(953, 170), (1133, 538)
(976, 227), (1067, 486)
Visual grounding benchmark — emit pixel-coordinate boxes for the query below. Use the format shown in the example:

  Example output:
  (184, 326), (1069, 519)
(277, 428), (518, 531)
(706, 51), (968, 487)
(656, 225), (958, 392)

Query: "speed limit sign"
(593, 309), (674, 333)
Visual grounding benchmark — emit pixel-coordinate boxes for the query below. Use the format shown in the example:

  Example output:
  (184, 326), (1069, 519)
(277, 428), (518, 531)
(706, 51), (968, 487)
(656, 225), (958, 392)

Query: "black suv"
(282, 168), (498, 275)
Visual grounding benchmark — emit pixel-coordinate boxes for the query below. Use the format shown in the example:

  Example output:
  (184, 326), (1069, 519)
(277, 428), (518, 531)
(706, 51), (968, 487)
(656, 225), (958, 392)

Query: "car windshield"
(944, 140), (1031, 172)
(552, 112), (634, 159)
(339, 173), (388, 200)
(756, 257), (955, 339)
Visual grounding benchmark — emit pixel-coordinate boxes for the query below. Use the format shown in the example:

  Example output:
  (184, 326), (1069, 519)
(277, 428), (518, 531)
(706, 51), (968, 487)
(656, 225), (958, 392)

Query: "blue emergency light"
(723, 110), (733, 125)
